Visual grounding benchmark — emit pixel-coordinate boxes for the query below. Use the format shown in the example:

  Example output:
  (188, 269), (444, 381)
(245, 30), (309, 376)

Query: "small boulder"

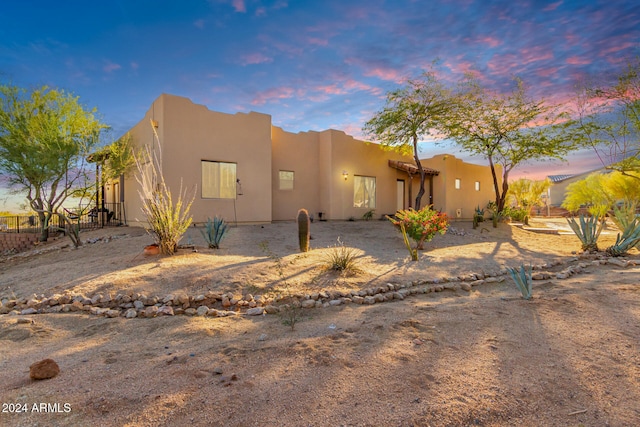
(30, 359), (60, 380)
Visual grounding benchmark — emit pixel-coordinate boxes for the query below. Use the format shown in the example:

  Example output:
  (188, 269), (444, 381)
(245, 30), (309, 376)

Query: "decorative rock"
(124, 308), (137, 318)
(29, 359), (60, 380)
(105, 309), (120, 318)
(144, 306), (159, 317)
(246, 307), (264, 316)
(301, 300), (316, 309)
(363, 296), (376, 305)
(133, 300), (145, 310)
(264, 305), (279, 314)
(196, 306), (210, 316)
(460, 283), (472, 291)
(329, 299), (342, 306)
(158, 306), (174, 316)
(20, 308), (38, 315)
(184, 308), (197, 316)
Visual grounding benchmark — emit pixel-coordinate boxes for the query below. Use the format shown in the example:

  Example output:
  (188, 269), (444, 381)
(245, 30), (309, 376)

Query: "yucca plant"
(200, 216), (229, 249)
(506, 264), (533, 300)
(566, 214), (604, 252)
(323, 238), (361, 273)
(135, 120), (195, 255)
(606, 218), (640, 257)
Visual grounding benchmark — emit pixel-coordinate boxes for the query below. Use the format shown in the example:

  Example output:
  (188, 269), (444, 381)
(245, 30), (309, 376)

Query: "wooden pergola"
(388, 160), (440, 208)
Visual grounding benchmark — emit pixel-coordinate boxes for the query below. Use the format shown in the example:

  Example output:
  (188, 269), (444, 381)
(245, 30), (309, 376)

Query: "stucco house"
(547, 167), (611, 207)
(106, 94), (499, 225)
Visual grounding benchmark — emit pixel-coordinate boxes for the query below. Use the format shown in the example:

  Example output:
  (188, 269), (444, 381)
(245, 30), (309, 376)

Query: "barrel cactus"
(297, 208), (310, 252)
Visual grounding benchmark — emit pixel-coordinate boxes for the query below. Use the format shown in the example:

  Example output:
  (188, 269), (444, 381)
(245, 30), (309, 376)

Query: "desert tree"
(0, 84), (107, 242)
(572, 59), (640, 180)
(443, 77), (576, 212)
(363, 70), (450, 209)
(508, 177), (551, 212)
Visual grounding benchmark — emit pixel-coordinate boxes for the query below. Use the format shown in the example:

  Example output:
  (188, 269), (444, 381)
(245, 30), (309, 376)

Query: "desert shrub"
(362, 209), (375, 221)
(387, 206), (449, 260)
(323, 238), (361, 273)
(200, 216), (229, 249)
(135, 120), (195, 255)
(506, 264), (533, 300)
(606, 218), (640, 256)
(566, 214), (603, 252)
(502, 206), (529, 223)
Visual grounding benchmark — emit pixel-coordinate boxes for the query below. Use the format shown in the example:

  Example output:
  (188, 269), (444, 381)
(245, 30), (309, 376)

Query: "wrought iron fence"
(0, 203), (123, 234)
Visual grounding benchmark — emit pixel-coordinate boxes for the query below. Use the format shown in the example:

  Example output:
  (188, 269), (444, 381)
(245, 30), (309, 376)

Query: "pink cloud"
(535, 67), (558, 78)
(240, 52), (273, 65)
(476, 36), (502, 48)
(566, 56), (591, 65)
(600, 41), (636, 56)
(251, 86), (299, 105)
(543, 1), (563, 12)
(232, 0), (246, 13)
(307, 37), (329, 46)
(103, 61), (121, 73)
(363, 66), (403, 83)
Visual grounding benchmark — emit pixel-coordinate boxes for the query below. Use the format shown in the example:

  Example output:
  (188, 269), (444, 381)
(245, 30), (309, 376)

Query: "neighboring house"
(110, 94), (498, 225)
(548, 167), (611, 207)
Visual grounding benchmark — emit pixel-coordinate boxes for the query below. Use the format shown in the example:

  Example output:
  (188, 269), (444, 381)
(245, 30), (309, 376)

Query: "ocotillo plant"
(297, 208), (310, 252)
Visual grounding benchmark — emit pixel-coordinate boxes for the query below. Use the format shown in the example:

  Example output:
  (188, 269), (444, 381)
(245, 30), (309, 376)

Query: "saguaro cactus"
(297, 208), (310, 252)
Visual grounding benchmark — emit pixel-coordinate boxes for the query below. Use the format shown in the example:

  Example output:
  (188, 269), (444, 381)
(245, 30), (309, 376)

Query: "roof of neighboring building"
(547, 174), (574, 183)
(388, 160), (440, 176)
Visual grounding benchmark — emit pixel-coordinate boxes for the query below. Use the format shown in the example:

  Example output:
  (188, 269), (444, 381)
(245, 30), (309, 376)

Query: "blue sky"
(1, 0), (639, 210)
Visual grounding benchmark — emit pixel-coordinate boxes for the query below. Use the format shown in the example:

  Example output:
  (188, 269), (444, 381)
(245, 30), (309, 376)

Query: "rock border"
(1, 254), (637, 319)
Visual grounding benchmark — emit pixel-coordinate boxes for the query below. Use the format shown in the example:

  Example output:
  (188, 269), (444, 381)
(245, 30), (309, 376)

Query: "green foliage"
(443, 77), (576, 212)
(606, 218), (640, 257)
(135, 121), (194, 255)
(387, 206), (449, 254)
(473, 205), (484, 229)
(362, 209), (375, 221)
(0, 84), (107, 241)
(363, 67), (451, 209)
(508, 178), (551, 211)
(502, 206), (530, 223)
(566, 214), (604, 252)
(571, 59), (639, 179)
(562, 172), (613, 216)
(323, 238), (361, 273)
(279, 301), (303, 331)
(297, 208), (310, 252)
(200, 216), (229, 249)
(506, 264), (533, 300)
(93, 133), (136, 182)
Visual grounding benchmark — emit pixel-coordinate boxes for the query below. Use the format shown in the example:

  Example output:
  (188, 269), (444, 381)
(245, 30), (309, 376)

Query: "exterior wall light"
(342, 170), (348, 181)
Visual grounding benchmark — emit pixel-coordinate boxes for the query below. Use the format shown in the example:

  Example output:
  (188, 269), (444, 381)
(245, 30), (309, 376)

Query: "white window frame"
(353, 175), (376, 208)
(279, 170), (294, 190)
(475, 181), (480, 191)
(455, 178), (461, 190)
(201, 160), (237, 199)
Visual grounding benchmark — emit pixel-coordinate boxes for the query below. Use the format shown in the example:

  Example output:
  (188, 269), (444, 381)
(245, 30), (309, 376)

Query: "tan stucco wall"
(271, 126), (321, 221)
(124, 94), (273, 225)
(119, 94), (499, 227)
(421, 154), (500, 219)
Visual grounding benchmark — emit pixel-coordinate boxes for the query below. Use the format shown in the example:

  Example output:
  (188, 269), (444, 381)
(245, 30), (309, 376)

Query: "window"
(475, 181), (480, 191)
(455, 178), (461, 190)
(202, 161), (236, 199)
(279, 170), (294, 190)
(354, 175), (376, 208)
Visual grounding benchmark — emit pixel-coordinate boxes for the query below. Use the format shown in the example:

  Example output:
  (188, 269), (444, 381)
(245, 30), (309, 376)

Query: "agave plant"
(506, 264), (533, 300)
(606, 218), (640, 257)
(200, 216), (229, 249)
(566, 214), (604, 252)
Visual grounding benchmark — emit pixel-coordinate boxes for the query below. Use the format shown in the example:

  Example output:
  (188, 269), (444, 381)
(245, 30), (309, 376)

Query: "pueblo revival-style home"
(107, 94), (499, 226)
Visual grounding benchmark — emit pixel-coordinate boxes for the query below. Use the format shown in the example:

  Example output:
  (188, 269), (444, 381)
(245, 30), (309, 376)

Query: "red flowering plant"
(387, 206), (449, 261)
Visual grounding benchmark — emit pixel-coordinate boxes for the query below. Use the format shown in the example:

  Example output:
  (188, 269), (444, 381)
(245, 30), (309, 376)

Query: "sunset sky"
(1, 0), (639, 210)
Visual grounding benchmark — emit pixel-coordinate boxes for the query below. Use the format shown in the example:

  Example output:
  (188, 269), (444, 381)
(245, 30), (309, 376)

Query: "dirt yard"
(0, 218), (638, 427)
